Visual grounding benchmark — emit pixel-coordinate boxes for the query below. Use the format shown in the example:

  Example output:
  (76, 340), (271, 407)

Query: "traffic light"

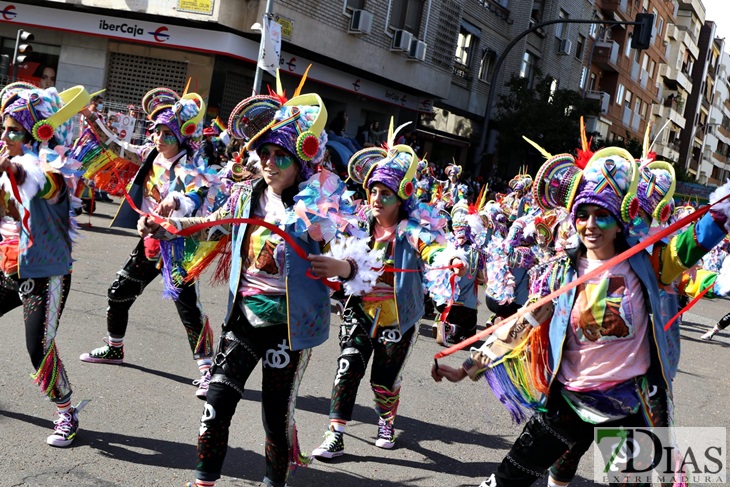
(631, 13), (654, 50)
(14, 30), (34, 64)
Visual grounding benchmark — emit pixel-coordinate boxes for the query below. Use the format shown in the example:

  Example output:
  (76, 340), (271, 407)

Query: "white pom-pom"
(715, 253), (730, 296)
(326, 236), (385, 296)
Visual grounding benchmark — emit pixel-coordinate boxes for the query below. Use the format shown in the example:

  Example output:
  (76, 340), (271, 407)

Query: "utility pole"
(474, 16), (651, 175)
(252, 0), (275, 95)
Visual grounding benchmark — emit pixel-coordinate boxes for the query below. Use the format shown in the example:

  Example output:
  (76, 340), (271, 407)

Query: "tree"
(493, 72), (600, 177)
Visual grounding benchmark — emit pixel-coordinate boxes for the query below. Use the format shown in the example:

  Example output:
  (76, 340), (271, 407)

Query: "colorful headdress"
(1, 84), (90, 145)
(572, 147), (639, 229)
(637, 161), (676, 224)
(509, 165), (533, 193)
(348, 118), (418, 202)
(526, 136), (581, 212)
(228, 67), (328, 180)
(143, 88), (205, 148)
(446, 163), (462, 178)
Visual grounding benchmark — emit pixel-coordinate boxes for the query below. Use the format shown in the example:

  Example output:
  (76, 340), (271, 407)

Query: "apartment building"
(651, 0), (704, 165)
(584, 0), (675, 145)
(700, 38), (730, 186)
(678, 19), (718, 181)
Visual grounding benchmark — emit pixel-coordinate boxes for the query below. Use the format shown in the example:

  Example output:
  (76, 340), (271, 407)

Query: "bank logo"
(594, 427), (726, 484)
(149, 26), (170, 43)
(97, 20), (170, 43)
(1, 5), (17, 21)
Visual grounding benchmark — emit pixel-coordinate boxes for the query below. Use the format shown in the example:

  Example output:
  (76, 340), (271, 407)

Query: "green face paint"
(379, 193), (398, 206)
(273, 154), (294, 170)
(3, 128), (25, 143)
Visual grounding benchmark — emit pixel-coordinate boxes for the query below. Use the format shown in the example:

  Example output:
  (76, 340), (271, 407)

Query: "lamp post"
(252, 0), (275, 96)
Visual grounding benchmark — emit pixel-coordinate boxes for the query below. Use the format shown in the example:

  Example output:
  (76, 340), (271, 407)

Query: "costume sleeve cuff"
(168, 191), (197, 218)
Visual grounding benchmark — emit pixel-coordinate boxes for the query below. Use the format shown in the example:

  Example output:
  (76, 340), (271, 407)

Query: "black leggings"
(0, 272), (72, 402)
(107, 238), (211, 358)
(493, 381), (669, 487)
(195, 308), (309, 487)
(329, 301), (418, 422)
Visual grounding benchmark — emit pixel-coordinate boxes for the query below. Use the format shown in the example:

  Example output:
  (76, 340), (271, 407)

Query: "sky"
(702, 0), (730, 48)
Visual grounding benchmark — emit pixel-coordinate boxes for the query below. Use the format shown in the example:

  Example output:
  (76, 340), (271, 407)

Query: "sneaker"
(311, 429), (345, 459)
(375, 417), (395, 449)
(478, 474), (497, 487)
(193, 371), (211, 400)
(80, 338), (124, 364)
(47, 407), (79, 447)
(700, 328), (718, 341)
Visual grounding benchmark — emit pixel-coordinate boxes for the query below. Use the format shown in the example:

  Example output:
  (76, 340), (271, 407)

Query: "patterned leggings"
(195, 308), (310, 487)
(493, 379), (669, 487)
(328, 301), (418, 424)
(107, 238), (213, 358)
(0, 272), (72, 402)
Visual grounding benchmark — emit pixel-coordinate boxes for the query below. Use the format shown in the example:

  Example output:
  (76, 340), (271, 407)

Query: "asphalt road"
(1, 199), (728, 487)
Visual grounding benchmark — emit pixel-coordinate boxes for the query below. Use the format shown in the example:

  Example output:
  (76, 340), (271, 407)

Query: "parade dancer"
(432, 200), (486, 346)
(311, 126), (461, 458)
(432, 144), (730, 487)
(79, 87), (215, 399)
(0, 83), (90, 446)
(141, 78), (348, 487)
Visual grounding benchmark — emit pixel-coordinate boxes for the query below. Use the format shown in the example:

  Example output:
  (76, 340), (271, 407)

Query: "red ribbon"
(434, 192), (730, 361)
(662, 276), (716, 331)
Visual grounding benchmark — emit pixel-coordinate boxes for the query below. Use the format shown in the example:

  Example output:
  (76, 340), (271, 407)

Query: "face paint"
(273, 153), (294, 170)
(161, 134), (178, 146)
(2, 128), (25, 142)
(379, 192), (398, 206)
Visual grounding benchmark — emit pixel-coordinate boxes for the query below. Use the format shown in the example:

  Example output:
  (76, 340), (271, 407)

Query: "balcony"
(600, 0), (628, 19)
(678, 0), (705, 19)
(676, 27), (700, 59)
(719, 125), (730, 140)
(652, 102), (686, 129)
(594, 41), (619, 72)
(713, 152), (728, 164)
(655, 143), (680, 162)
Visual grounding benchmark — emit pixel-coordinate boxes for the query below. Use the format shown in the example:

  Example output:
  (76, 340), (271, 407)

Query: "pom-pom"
(325, 236), (385, 296)
(296, 131), (319, 161)
(399, 179), (414, 199)
(32, 120), (56, 142)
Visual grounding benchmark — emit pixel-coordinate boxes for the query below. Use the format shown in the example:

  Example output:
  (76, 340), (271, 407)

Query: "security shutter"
(220, 71), (253, 121)
(105, 52), (188, 105)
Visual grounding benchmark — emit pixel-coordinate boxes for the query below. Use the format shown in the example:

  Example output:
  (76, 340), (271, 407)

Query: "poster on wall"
(177, 0), (214, 15)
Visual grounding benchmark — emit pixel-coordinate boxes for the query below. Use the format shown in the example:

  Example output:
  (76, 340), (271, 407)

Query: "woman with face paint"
(139, 86), (338, 487)
(310, 134), (464, 459)
(0, 83), (90, 447)
(432, 146), (730, 487)
(79, 87), (216, 400)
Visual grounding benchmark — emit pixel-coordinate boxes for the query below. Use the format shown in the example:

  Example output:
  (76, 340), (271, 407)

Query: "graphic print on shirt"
(145, 164), (170, 204)
(575, 276), (631, 341)
(245, 225), (285, 278)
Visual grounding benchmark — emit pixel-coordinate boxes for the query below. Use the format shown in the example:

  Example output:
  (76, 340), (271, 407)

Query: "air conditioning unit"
(407, 39), (427, 62)
(348, 9), (374, 35)
(391, 29), (413, 52)
(558, 38), (572, 55)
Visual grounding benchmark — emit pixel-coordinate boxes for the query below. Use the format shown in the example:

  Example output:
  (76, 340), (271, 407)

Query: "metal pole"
(474, 18), (641, 175)
(252, 0), (275, 96)
(10, 29), (20, 81)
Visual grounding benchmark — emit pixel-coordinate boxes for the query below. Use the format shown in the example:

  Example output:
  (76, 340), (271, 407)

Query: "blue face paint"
(161, 134), (178, 146)
(273, 154), (294, 170)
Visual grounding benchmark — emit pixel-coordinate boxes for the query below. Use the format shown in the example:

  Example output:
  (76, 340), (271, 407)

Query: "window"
(455, 22), (479, 67)
(616, 83), (625, 105)
(579, 66), (588, 89)
(589, 21), (598, 38)
(576, 34), (585, 60)
(479, 49), (496, 81)
(520, 51), (537, 86)
(624, 89), (632, 109)
(389, 0), (425, 33)
(649, 59), (656, 79)
(634, 97), (641, 114)
(556, 9), (569, 38)
(345, 0), (366, 9)
(589, 72), (596, 91)
(625, 35), (632, 57)
(657, 17), (664, 41)
(640, 100), (648, 118)
(531, 0), (543, 24)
